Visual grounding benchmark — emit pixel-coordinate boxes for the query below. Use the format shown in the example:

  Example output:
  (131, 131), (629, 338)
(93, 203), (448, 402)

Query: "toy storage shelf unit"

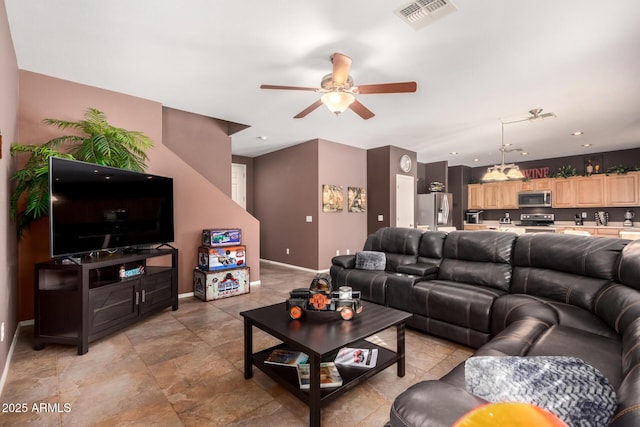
(34, 248), (178, 355)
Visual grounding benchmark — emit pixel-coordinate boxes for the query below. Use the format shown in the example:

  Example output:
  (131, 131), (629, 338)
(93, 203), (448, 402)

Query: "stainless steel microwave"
(518, 191), (552, 207)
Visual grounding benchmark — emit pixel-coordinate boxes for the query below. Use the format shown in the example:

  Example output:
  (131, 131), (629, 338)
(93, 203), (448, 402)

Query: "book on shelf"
(297, 362), (343, 389)
(264, 349), (309, 367)
(334, 347), (378, 368)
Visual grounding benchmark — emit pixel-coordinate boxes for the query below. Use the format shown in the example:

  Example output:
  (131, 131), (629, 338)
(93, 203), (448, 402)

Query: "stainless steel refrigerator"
(416, 193), (453, 230)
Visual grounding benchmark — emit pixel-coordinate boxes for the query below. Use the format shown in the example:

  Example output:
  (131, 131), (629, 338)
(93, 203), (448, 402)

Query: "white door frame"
(396, 174), (414, 228)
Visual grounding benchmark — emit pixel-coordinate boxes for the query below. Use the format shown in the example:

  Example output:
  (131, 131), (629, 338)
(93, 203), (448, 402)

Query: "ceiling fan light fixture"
(321, 91), (355, 115)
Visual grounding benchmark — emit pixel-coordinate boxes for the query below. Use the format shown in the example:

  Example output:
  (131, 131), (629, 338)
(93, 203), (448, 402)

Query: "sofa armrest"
(396, 263), (439, 277)
(332, 254), (356, 269)
(389, 380), (487, 427)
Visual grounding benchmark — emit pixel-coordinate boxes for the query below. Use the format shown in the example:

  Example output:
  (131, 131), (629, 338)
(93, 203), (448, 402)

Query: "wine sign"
(521, 167), (550, 179)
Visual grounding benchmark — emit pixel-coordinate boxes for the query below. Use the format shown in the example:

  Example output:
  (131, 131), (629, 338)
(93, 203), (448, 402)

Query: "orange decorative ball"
(453, 402), (568, 427)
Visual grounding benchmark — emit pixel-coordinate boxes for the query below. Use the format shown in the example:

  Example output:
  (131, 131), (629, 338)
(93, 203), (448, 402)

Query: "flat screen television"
(49, 157), (175, 258)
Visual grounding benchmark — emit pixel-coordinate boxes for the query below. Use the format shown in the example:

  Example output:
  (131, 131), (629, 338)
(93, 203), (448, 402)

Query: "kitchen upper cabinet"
(605, 172), (639, 206)
(520, 178), (552, 191)
(499, 181), (522, 209)
(552, 178), (574, 208)
(574, 175), (605, 207)
(468, 184), (484, 209)
(467, 181), (520, 210)
(470, 172), (639, 210)
(482, 183), (501, 209)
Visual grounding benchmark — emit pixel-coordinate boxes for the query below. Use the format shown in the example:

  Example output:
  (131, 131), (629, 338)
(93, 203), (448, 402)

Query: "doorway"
(231, 163), (246, 209)
(396, 174), (414, 227)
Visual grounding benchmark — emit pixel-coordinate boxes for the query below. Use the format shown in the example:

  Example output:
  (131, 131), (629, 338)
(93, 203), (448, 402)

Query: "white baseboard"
(0, 320), (29, 399)
(179, 292), (194, 299)
(260, 258), (329, 274)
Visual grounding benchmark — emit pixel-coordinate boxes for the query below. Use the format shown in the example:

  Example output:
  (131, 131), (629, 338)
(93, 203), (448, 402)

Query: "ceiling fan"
(260, 52), (417, 120)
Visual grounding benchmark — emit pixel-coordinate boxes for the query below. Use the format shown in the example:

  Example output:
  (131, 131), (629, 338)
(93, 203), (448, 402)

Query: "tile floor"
(0, 261), (473, 426)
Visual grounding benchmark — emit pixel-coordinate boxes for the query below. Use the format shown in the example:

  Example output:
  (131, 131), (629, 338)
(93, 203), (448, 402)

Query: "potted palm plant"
(10, 108), (154, 237)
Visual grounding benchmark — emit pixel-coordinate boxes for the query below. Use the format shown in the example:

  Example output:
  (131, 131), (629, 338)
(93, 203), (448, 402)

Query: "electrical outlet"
(336, 250), (340, 256)
(346, 249), (350, 255)
(581, 212), (588, 219)
(286, 248), (289, 255)
(306, 215), (313, 222)
(1, 322), (4, 342)
(377, 214), (384, 222)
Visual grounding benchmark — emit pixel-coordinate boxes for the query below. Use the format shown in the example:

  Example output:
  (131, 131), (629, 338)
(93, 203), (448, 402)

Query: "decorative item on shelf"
(586, 159), (594, 175)
(554, 164), (578, 178)
(429, 181), (445, 192)
(606, 164), (634, 175)
(596, 211), (609, 226)
(482, 109), (556, 183)
(623, 210), (635, 227)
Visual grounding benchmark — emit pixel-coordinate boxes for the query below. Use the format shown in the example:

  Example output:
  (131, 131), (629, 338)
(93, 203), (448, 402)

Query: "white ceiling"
(6, 0), (640, 167)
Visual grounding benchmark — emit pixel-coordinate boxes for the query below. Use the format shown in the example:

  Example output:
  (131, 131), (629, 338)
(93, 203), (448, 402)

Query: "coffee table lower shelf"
(252, 339), (399, 406)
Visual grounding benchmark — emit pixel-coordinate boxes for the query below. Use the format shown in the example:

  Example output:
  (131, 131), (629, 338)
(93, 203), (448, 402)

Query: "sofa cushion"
(465, 356), (617, 427)
(617, 240), (640, 290)
(367, 227), (422, 271)
(438, 231), (517, 292)
(527, 325), (623, 389)
(334, 269), (388, 305)
(511, 234), (627, 311)
(412, 280), (506, 333)
(355, 251), (386, 270)
(389, 381), (488, 427)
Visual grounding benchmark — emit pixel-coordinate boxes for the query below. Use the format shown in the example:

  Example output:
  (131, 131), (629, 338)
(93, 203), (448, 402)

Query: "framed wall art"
(322, 184), (343, 212)
(348, 187), (366, 213)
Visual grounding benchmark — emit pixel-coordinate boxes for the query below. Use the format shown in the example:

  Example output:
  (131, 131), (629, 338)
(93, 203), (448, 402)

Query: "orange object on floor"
(453, 402), (568, 427)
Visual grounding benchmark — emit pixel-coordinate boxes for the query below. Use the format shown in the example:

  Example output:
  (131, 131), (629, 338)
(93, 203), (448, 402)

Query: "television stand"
(34, 248), (178, 355)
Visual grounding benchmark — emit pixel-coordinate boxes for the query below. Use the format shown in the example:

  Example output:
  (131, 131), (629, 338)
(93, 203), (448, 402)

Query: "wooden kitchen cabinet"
(552, 178), (574, 208)
(468, 184), (484, 209)
(482, 183), (501, 209)
(499, 180), (522, 209)
(574, 175), (605, 207)
(520, 178), (552, 191)
(605, 172), (639, 206)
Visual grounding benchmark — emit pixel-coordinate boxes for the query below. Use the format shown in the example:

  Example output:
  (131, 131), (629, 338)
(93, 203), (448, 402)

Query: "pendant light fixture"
(482, 109), (556, 183)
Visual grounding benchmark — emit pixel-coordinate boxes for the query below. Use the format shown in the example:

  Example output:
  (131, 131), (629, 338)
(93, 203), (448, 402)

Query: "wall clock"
(400, 154), (412, 173)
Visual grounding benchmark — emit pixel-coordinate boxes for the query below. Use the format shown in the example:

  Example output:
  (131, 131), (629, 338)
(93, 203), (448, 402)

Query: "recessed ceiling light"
(449, 151), (458, 155)
(582, 143), (592, 147)
(256, 136), (268, 140)
(473, 158), (480, 162)
(520, 152), (528, 156)
(572, 131), (584, 136)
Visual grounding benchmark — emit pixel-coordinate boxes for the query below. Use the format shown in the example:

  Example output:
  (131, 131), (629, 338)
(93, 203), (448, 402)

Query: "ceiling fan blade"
(356, 82), (417, 94)
(349, 99), (375, 120)
(331, 53), (352, 86)
(260, 84), (318, 91)
(294, 99), (324, 119)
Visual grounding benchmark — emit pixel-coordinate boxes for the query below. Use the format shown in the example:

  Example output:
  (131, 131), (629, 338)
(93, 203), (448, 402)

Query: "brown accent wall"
(254, 140), (319, 269)
(16, 71), (260, 320)
(0, 0), (20, 385)
(419, 161), (449, 194)
(162, 107), (232, 196)
(254, 139), (367, 270)
(318, 139), (367, 268)
(367, 146), (417, 234)
(448, 165), (472, 230)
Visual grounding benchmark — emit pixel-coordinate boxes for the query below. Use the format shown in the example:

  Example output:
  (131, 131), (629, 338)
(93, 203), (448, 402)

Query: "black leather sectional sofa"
(330, 227), (640, 427)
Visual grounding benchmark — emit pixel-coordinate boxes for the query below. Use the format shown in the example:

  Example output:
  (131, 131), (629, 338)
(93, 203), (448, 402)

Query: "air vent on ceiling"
(394, 0), (458, 30)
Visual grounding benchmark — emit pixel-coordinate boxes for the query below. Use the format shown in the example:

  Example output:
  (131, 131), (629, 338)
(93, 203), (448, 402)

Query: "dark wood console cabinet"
(34, 248), (178, 355)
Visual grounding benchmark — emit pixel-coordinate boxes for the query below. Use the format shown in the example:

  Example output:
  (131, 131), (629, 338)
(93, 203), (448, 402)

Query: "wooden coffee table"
(241, 301), (411, 427)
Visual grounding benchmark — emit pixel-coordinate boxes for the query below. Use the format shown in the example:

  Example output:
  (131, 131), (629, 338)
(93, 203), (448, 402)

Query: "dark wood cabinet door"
(89, 281), (137, 334)
(139, 271), (173, 315)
